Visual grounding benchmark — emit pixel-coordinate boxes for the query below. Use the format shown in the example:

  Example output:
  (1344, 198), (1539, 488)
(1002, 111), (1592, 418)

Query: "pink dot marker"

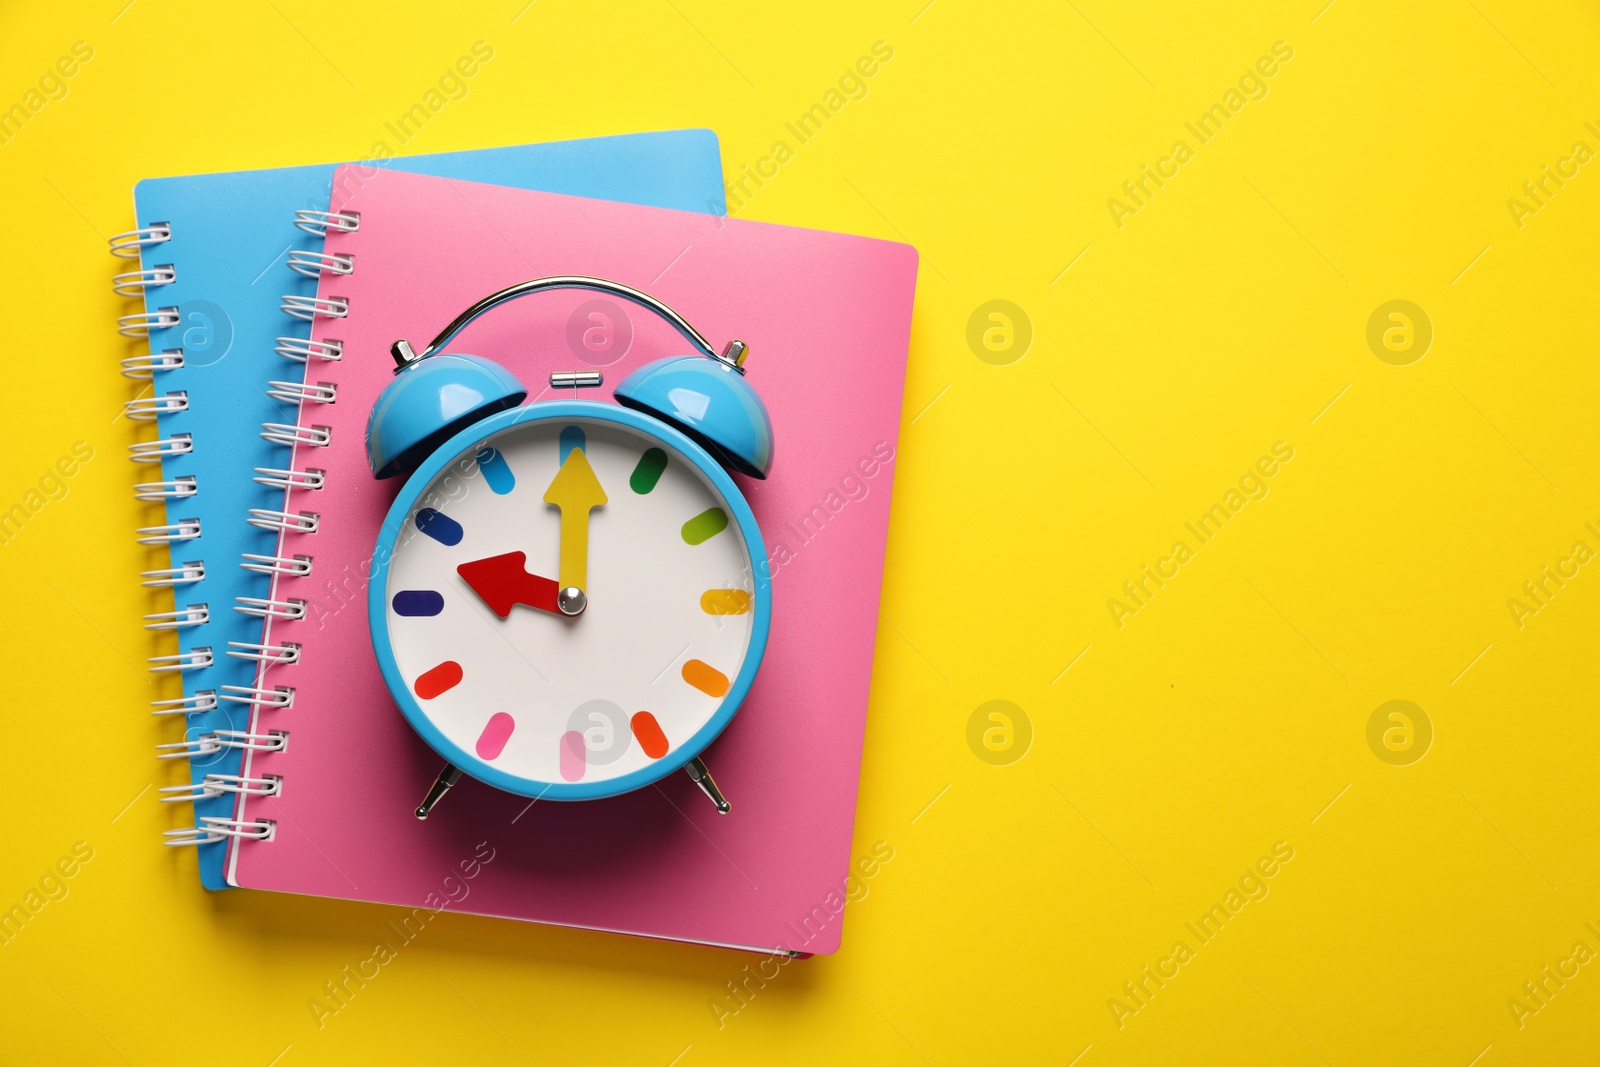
(559, 730), (586, 782)
(475, 712), (515, 760)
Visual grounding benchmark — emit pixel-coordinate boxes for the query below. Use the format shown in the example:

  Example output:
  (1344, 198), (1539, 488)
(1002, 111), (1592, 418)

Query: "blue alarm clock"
(363, 278), (773, 819)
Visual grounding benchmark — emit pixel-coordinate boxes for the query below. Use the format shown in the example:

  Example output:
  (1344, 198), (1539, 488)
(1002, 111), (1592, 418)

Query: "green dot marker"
(681, 507), (728, 545)
(630, 448), (668, 494)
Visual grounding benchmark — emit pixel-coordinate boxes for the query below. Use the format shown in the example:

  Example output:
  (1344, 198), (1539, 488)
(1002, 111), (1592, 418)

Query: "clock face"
(376, 407), (766, 798)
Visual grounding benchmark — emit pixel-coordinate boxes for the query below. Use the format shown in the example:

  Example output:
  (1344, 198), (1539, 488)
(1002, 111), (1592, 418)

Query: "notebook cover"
(128, 131), (727, 889)
(229, 167), (918, 954)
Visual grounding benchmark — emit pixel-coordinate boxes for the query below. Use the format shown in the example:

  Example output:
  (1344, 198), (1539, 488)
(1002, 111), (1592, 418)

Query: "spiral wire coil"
(205, 212), (355, 850)
(117, 205), (353, 850)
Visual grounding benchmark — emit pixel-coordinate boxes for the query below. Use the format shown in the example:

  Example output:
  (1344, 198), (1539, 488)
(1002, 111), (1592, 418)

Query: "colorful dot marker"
(630, 712), (669, 759)
(414, 508), (463, 546)
(392, 590), (444, 616)
(475, 446), (515, 495)
(681, 507), (728, 545)
(700, 589), (752, 615)
(559, 425), (585, 465)
(630, 448), (668, 494)
(476, 712), (515, 760)
(414, 660), (463, 699)
(559, 730), (586, 781)
(682, 659), (730, 697)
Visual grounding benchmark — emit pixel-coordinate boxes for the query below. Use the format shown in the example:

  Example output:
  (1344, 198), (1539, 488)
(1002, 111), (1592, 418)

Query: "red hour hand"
(456, 552), (561, 618)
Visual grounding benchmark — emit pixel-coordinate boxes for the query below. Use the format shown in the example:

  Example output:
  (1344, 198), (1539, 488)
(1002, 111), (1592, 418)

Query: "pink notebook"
(226, 166), (917, 954)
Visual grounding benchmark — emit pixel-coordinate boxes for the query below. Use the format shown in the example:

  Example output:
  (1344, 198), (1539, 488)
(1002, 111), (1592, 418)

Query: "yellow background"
(2, 0), (1598, 1062)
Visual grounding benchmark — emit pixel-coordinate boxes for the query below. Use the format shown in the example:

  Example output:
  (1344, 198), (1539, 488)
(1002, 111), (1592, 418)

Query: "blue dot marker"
(559, 425), (585, 465)
(414, 508), (463, 546)
(476, 447), (515, 495)
(393, 590), (445, 616)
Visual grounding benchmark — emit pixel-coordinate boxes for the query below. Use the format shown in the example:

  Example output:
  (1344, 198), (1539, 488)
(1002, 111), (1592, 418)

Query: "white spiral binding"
(133, 475), (197, 501)
(118, 307), (180, 337)
(159, 773), (281, 803)
(280, 294), (349, 321)
(210, 817), (276, 840)
(112, 264), (176, 296)
(240, 553), (312, 576)
(109, 223), (170, 258)
(110, 221), (237, 852)
(161, 825), (225, 846)
(274, 337), (342, 362)
(156, 730), (288, 761)
(260, 423), (330, 448)
(123, 391), (188, 421)
(234, 597), (306, 620)
(197, 207), (355, 854)
(144, 604), (209, 630)
(156, 735), (221, 760)
(216, 729), (289, 752)
(266, 380), (337, 404)
(162, 816), (276, 847)
(246, 509), (319, 534)
(122, 349), (184, 380)
(128, 434), (192, 463)
(287, 250), (354, 278)
(220, 684), (295, 709)
(226, 641), (300, 664)
(142, 562), (205, 587)
(293, 209), (359, 236)
(149, 648), (213, 673)
(135, 519), (201, 545)
(150, 692), (217, 716)
(253, 468), (324, 491)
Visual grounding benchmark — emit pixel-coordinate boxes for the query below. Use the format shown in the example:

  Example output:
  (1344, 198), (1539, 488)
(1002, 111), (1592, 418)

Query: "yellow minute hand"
(543, 447), (607, 614)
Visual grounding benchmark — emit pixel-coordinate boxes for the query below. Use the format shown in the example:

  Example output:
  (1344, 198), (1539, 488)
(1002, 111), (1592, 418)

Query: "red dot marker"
(414, 660), (463, 699)
(630, 712), (669, 759)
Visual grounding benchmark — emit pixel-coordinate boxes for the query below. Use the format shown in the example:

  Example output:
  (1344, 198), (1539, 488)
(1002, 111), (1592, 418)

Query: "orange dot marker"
(682, 659), (730, 698)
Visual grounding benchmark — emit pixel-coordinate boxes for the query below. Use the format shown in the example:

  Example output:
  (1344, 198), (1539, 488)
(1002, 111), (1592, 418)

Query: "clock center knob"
(557, 586), (587, 616)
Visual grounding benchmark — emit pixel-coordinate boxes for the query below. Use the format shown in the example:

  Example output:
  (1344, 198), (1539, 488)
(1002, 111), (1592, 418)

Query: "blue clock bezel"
(367, 399), (771, 801)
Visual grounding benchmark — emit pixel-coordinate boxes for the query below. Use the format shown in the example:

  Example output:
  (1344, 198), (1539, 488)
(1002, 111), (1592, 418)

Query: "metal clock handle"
(389, 275), (748, 373)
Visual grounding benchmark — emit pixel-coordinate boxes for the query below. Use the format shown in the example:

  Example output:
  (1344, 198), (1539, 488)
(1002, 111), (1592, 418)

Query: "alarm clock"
(363, 277), (773, 820)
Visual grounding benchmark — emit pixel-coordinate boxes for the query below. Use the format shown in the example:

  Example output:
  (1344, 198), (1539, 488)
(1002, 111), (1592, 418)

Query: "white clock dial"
(382, 415), (757, 788)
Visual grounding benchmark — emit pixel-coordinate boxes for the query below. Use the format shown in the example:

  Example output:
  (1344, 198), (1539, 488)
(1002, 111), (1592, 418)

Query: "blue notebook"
(112, 131), (726, 889)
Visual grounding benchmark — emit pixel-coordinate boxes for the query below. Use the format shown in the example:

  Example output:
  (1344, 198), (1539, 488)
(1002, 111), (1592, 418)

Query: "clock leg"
(684, 756), (731, 815)
(415, 763), (463, 820)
